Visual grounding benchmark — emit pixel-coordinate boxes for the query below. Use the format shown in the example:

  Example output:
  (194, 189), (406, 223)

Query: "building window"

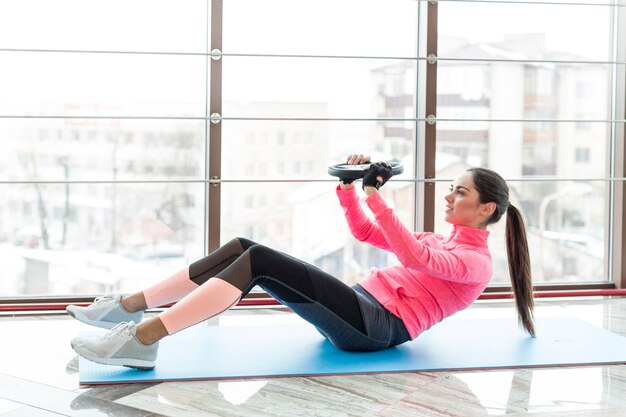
(575, 147), (590, 163)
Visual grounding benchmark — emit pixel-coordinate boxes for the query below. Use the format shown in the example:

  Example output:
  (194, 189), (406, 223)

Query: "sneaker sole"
(71, 343), (155, 370)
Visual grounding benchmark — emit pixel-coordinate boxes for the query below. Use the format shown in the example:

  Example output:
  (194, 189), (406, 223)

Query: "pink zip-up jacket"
(337, 185), (492, 339)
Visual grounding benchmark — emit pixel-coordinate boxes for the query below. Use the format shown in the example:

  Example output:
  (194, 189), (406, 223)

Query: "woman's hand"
(362, 162), (393, 194)
(339, 154), (371, 189)
(363, 186), (378, 196)
(346, 154), (371, 165)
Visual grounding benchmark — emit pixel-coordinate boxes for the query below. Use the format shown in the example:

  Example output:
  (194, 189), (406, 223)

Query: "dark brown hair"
(467, 167), (535, 337)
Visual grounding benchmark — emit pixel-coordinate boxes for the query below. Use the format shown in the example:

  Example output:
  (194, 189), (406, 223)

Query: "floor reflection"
(454, 367), (626, 415)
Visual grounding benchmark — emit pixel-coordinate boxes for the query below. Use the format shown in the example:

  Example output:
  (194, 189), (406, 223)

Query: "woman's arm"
(336, 154), (392, 251)
(337, 185), (391, 251)
(346, 161), (487, 283)
(365, 192), (489, 284)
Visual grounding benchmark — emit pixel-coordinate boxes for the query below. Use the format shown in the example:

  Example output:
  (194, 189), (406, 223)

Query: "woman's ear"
(480, 202), (497, 218)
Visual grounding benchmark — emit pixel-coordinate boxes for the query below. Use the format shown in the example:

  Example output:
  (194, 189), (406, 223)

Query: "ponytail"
(467, 167), (536, 337)
(505, 204), (535, 337)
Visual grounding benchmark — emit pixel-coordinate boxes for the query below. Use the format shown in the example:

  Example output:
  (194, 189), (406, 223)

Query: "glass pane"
(0, 183), (205, 297)
(0, 0), (208, 52)
(435, 120), (609, 180)
(433, 5), (612, 286)
(434, 176), (607, 285)
(222, 57), (416, 119)
(0, 52), (206, 117)
(0, 119), (205, 181)
(437, 62), (610, 122)
(439, 2), (612, 62)
(220, 182), (415, 285)
(434, 118), (609, 284)
(0, 1), (211, 299)
(224, 0), (418, 57)
(221, 120), (415, 180)
(221, 119), (417, 286)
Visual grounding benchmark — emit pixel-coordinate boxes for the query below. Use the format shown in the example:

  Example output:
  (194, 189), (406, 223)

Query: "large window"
(434, 0), (616, 284)
(219, 0), (419, 284)
(0, 0), (623, 299)
(0, 0), (210, 296)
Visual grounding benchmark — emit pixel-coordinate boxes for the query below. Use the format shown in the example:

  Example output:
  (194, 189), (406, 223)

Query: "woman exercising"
(68, 154), (534, 369)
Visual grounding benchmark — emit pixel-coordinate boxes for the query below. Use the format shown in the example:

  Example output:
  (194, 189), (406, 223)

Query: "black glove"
(362, 162), (393, 190)
(339, 177), (354, 185)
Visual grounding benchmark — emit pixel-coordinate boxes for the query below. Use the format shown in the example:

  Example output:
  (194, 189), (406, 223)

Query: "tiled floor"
(1, 297), (626, 416)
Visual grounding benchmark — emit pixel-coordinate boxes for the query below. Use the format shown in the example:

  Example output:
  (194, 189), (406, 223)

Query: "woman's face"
(444, 172), (494, 229)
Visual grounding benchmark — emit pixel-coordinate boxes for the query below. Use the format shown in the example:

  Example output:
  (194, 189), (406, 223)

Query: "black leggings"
(188, 237), (410, 351)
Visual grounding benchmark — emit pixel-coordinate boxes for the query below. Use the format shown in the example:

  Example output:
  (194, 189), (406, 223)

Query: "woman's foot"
(71, 321), (158, 369)
(66, 295), (144, 329)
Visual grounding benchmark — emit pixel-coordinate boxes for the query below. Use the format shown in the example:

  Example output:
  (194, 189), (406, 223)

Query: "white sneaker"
(67, 295), (144, 329)
(71, 321), (158, 369)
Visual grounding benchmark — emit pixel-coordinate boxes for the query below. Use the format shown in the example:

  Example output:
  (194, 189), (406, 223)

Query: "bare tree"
(17, 152), (50, 249)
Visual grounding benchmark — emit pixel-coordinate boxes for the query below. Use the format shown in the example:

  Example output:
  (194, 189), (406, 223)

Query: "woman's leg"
(138, 243), (406, 351)
(233, 245), (405, 351)
(70, 242), (408, 369)
(122, 237), (258, 312)
(136, 278), (243, 344)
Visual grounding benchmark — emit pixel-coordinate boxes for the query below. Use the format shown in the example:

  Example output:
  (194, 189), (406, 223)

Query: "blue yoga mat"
(79, 317), (626, 385)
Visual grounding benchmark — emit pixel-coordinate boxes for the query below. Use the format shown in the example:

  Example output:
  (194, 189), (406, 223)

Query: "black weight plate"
(328, 162), (404, 180)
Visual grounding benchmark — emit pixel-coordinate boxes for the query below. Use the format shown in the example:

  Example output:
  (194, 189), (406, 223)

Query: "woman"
(68, 155), (534, 369)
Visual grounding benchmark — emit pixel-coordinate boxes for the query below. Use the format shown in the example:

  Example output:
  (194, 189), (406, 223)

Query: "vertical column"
(423, 1), (438, 232)
(613, 127), (626, 288)
(208, 0), (223, 252)
(617, 82), (625, 290)
(612, 118), (625, 289)
(613, 4), (626, 288)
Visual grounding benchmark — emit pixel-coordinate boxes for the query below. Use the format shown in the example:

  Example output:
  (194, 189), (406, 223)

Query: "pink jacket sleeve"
(364, 192), (487, 285)
(336, 186), (391, 251)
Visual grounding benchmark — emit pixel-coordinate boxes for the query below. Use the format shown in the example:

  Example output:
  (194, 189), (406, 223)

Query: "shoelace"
(93, 295), (117, 304)
(103, 322), (134, 342)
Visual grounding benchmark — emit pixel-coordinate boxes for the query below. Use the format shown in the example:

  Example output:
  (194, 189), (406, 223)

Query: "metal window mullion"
(614, 3), (626, 289)
(221, 53), (626, 66)
(3, 177), (626, 185)
(420, 0), (626, 6)
(423, 1), (438, 232)
(414, 0), (427, 233)
(219, 116), (626, 122)
(5, 47), (626, 66)
(208, 0), (223, 253)
(607, 1), (618, 287)
(2, 115), (626, 123)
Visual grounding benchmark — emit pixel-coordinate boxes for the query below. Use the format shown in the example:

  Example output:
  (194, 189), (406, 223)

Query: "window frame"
(0, 0), (625, 312)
